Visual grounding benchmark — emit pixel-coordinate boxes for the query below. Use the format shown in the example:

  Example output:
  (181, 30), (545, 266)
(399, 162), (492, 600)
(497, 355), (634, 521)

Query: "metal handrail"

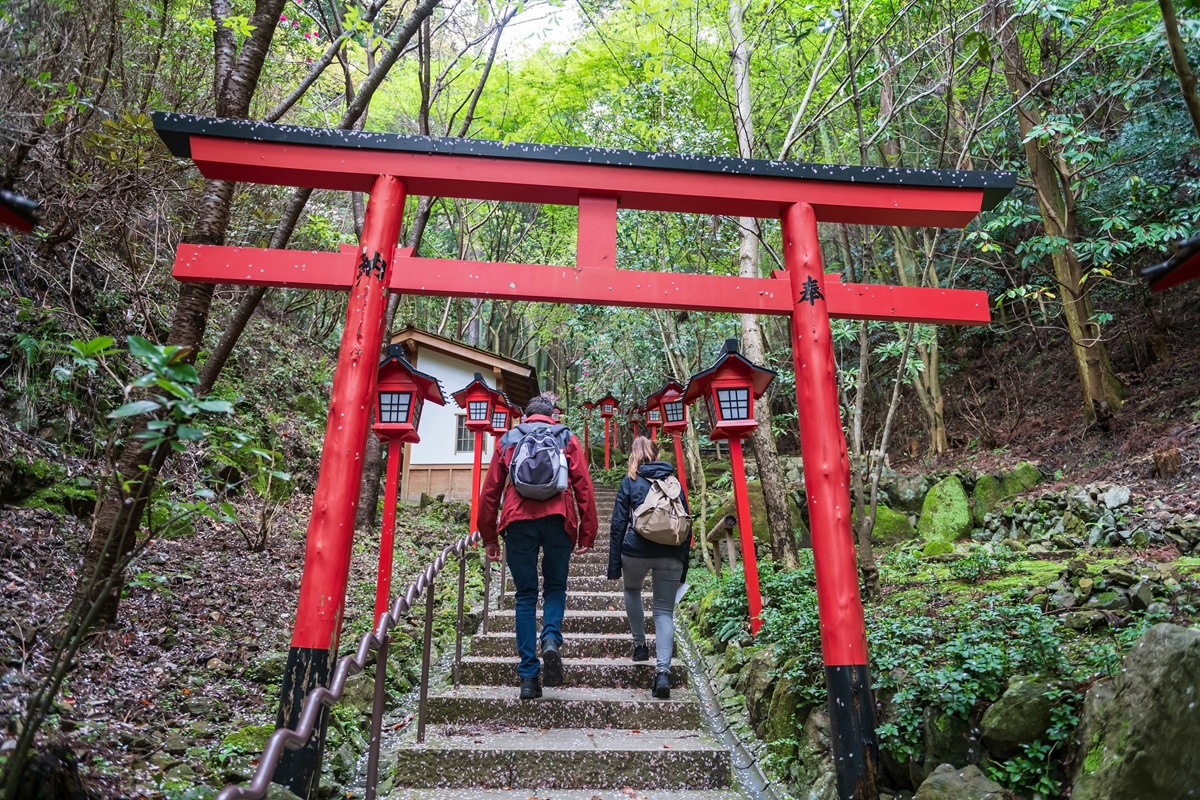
(215, 530), (483, 800)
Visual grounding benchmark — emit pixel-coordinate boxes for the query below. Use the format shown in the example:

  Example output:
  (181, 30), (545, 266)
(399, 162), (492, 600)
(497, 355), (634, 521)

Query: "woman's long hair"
(626, 436), (659, 480)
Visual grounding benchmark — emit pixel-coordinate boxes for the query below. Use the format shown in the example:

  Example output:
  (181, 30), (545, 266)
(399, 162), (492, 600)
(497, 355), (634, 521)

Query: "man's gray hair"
(524, 395), (554, 417)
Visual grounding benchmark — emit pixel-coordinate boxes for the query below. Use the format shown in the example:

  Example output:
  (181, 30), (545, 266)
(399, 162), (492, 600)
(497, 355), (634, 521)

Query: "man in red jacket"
(478, 393), (598, 700)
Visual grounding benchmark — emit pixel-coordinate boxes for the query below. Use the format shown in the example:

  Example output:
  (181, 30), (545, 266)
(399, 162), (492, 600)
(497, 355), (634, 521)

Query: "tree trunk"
(71, 178), (235, 626)
(846, 321), (880, 598)
(990, 0), (1123, 422)
(890, 226), (949, 453)
(728, 0), (799, 569)
(1159, 0), (1200, 140)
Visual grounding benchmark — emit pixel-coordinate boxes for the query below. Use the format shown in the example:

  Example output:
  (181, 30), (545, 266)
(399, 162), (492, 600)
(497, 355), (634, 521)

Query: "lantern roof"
(596, 393), (619, 408)
(582, 400), (595, 410)
(683, 339), (777, 403)
(450, 372), (508, 409)
(645, 379), (686, 408)
(378, 344), (446, 406)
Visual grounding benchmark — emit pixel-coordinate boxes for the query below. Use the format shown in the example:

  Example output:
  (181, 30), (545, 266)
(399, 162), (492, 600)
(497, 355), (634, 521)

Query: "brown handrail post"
(363, 632), (389, 800)
(454, 553), (466, 688)
(481, 556), (491, 635)
(416, 575), (436, 743)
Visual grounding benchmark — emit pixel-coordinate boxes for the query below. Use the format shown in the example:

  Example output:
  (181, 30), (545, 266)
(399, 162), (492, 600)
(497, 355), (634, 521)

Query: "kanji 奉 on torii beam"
(151, 111), (1014, 800)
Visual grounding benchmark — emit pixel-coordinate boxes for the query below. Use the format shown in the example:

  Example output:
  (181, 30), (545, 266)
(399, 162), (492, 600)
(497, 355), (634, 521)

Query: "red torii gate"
(152, 112), (1013, 800)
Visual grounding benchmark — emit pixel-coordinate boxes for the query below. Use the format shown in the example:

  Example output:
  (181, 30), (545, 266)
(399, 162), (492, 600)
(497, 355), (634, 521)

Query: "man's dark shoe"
(519, 676), (542, 700)
(653, 670), (671, 699)
(541, 639), (564, 688)
(632, 643), (650, 662)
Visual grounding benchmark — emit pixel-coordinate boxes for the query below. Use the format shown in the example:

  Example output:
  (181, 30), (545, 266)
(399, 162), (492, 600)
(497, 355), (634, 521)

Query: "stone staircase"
(385, 480), (746, 799)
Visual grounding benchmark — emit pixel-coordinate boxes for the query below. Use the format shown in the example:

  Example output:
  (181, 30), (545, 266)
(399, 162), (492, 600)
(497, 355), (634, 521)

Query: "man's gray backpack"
(631, 476), (692, 546)
(501, 423), (571, 500)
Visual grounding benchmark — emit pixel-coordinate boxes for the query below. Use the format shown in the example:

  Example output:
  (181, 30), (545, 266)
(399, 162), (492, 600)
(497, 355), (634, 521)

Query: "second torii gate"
(152, 112), (1013, 800)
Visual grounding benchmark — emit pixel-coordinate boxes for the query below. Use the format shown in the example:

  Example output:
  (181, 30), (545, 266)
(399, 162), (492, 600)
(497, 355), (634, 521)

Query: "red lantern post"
(372, 345), (445, 624)
(651, 380), (689, 503)
(645, 404), (662, 443)
(597, 393), (618, 470)
(684, 340), (776, 634)
(629, 406), (642, 439)
(451, 373), (502, 536)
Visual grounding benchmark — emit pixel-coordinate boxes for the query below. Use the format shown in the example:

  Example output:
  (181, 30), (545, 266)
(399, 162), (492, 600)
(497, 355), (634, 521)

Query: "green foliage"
(949, 546), (1016, 583)
(110, 336), (233, 453)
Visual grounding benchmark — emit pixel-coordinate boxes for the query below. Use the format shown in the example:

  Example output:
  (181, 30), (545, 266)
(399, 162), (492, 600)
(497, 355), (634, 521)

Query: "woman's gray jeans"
(621, 555), (683, 671)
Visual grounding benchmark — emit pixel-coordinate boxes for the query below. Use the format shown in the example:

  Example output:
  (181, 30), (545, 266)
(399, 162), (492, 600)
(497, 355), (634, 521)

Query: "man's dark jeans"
(504, 516), (572, 679)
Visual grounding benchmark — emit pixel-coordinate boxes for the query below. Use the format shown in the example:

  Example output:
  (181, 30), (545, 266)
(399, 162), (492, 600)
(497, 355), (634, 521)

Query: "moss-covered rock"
(914, 764), (1006, 800)
(999, 461), (1041, 497)
(243, 651), (289, 684)
(3, 457), (96, 516)
(980, 675), (1057, 760)
(923, 707), (975, 777)
(705, 480), (801, 543)
(740, 647), (778, 731)
(1073, 624), (1200, 800)
(971, 475), (1003, 526)
(694, 588), (719, 640)
(890, 473), (931, 514)
(765, 658), (819, 760)
(221, 724), (274, 754)
(917, 476), (972, 547)
(922, 539), (954, 558)
(859, 505), (917, 547)
(22, 477), (96, 518)
(703, 458), (732, 483)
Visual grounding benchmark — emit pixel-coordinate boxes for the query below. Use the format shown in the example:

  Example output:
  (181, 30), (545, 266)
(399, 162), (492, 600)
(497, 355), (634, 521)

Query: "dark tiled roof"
(152, 112), (1015, 210)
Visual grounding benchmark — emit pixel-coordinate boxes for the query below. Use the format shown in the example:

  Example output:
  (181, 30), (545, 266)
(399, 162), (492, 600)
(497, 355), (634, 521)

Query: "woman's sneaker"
(632, 643), (650, 662)
(653, 670), (671, 699)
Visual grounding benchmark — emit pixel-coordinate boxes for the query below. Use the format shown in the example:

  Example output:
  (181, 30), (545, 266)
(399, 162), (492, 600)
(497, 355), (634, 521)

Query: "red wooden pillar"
(671, 433), (689, 504)
(604, 417), (611, 470)
(469, 428), (484, 533)
(374, 439), (403, 624)
(726, 437), (762, 633)
(274, 175), (406, 797)
(782, 202), (878, 800)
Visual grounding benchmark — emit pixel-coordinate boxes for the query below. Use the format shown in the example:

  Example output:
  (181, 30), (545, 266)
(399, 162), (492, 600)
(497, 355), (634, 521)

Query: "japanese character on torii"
(151, 112), (1013, 800)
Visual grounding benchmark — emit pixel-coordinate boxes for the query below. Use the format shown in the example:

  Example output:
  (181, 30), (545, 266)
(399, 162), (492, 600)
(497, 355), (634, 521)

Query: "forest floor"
(905, 286), (1200, 522)
(0, 454), (467, 799)
(1, 287), (1198, 799)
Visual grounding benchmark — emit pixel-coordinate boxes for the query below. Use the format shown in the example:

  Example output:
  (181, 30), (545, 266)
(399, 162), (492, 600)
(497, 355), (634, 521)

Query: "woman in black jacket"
(608, 436), (690, 698)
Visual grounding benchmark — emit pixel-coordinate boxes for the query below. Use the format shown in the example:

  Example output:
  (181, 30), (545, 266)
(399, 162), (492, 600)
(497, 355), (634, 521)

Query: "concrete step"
(487, 609), (654, 635)
(383, 789), (745, 800)
(425, 685), (702, 728)
(470, 632), (640, 659)
(457, 657), (686, 689)
(561, 560), (609, 577)
(492, 592), (633, 613)
(572, 549), (612, 564)
(566, 591), (628, 611)
(488, 557), (610, 576)
(390, 727), (732, 790)
(504, 574), (615, 592)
